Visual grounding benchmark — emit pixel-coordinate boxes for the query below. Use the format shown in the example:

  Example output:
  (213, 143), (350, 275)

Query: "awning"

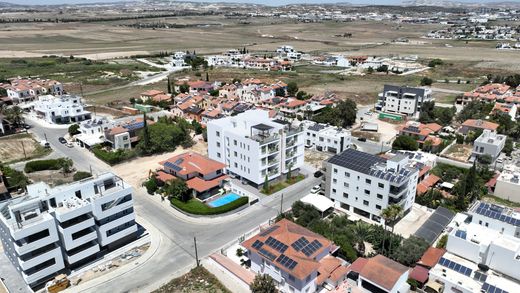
(301, 193), (334, 213)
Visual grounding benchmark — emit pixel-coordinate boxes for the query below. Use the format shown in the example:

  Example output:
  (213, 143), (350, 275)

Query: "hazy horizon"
(4, 0), (514, 6)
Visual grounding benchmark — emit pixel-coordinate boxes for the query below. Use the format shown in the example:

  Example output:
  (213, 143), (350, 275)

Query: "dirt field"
(443, 144), (472, 162)
(304, 149), (331, 170)
(0, 133), (51, 164)
(153, 266), (230, 293)
(26, 169), (76, 187)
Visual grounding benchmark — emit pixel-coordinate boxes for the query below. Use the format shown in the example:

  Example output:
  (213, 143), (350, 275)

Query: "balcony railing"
(268, 169), (279, 176)
(268, 159), (278, 166)
(286, 139), (296, 147)
(268, 146), (280, 154)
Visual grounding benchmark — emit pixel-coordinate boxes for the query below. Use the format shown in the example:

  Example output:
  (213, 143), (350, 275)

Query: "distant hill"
(0, 1), (20, 7)
(403, 0), (520, 8)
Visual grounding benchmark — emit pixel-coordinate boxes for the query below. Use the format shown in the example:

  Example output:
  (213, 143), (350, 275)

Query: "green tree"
(436, 234), (448, 248)
(391, 236), (429, 266)
(287, 82), (299, 97)
(68, 124), (80, 136)
(167, 76), (172, 94)
(392, 135), (419, 151)
(478, 154), (492, 165)
(165, 178), (190, 202)
(428, 58), (444, 67)
(334, 99), (357, 128)
(503, 138), (514, 156)
(352, 221), (373, 256)
(58, 158), (73, 175)
(0, 87), (6, 96)
(263, 174), (269, 193)
(275, 87), (285, 97)
(420, 77), (433, 86)
(367, 66), (374, 74)
(381, 204), (403, 233)
(142, 113), (151, 153)
(143, 176), (158, 195)
(250, 274), (278, 293)
(179, 83), (190, 94)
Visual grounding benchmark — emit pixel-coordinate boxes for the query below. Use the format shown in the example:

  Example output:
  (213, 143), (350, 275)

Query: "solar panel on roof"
(260, 225), (279, 236)
(258, 248), (276, 261)
(164, 161), (183, 172)
(276, 254), (298, 270)
(301, 239), (323, 257)
(474, 271), (488, 283)
(265, 237), (288, 253)
(252, 240), (264, 250)
(439, 257), (473, 277)
(291, 236), (309, 251)
(482, 283), (509, 293)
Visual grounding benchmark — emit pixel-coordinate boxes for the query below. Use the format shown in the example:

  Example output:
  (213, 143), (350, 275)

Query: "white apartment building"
(471, 129), (506, 162)
(324, 149), (418, 223)
(302, 121), (351, 154)
(494, 164), (520, 203)
(428, 203), (520, 293)
(33, 95), (91, 124)
(0, 173), (137, 288)
(207, 110), (304, 188)
(376, 85), (433, 117)
(75, 117), (111, 149)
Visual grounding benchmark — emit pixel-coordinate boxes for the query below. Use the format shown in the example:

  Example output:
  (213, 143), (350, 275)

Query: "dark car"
(314, 170), (323, 178)
(58, 137), (67, 144)
(357, 137), (367, 142)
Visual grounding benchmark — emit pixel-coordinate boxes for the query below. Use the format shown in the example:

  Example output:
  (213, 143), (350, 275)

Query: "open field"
(153, 266), (230, 293)
(0, 133), (51, 164)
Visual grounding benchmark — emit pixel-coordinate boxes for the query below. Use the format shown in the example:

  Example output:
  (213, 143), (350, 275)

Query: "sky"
(6, 0), (513, 6)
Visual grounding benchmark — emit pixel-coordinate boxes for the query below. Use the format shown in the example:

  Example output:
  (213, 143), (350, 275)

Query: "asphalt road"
(25, 119), (319, 292)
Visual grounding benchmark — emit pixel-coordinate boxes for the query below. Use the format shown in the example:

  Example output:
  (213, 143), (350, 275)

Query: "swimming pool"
(207, 193), (241, 208)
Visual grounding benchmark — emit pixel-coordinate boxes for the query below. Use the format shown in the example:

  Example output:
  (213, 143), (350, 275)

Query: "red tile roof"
(359, 255), (409, 291)
(155, 170), (176, 183)
(187, 175), (228, 192)
(317, 255), (344, 285)
(409, 265), (429, 284)
(417, 174), (441, 195)
(417, 247), (446, 268)
(242, 219), (333, 280)
(462, 119), (499, 131)
(152, 94), (171, 102)
(160, 152), (226, 176)
(348, 257), (368, 273)
(141, 90), (165, 97)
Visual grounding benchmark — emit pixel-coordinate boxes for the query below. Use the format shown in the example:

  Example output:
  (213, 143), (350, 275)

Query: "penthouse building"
(324, 149), (418, 223)
(207, 110), (304, 187)
(33, 95), (91, 124)
(302, 121), (351, 154)
(376, 85), (432, 117)
(0, 173), (137, 288)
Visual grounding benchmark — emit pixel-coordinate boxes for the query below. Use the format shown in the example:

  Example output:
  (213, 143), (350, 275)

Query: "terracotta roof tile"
(462, 119), (499, 131)
(359, 255), (409, 291)
(160, 152), (226, 176)
(417, 247), (446, 268)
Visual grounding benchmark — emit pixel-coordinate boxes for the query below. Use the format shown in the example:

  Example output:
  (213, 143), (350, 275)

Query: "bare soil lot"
(0, 133), (51, 164)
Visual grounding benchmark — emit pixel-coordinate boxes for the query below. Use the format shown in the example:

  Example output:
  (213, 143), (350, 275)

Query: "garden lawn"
(261, 174), (305, 195)
(171, 196), (249, 215)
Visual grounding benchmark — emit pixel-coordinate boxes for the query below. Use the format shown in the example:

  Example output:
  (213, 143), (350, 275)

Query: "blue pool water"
(207, 193), (241, 207)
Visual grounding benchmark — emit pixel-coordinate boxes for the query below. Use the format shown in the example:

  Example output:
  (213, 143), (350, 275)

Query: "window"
(343, 192), (348, 198)
(75, 190), (82, 199)
(364, 189), (370, 195)
(479, 220), (482, 225)
(376, 205), (382, 210)
(234, 139), (237, 146)
(363, 200), (369, 206)
(216, 142), (221, 147)
(333, 179), (337, 184)
(332, 188), (336, 194)
(333, 168), (338, 174)
(216, 131), (220, 137)
(365, 179), (371, 184)
(217, 169), (222, 174)
(288, 275), (296, 282)
(343, 182), (349, 188)
(217, 152), (221, 158)
(378, 183), (384, 188)
(485, 222), (489, 227)
(234, 162), (238, 168)
(377, 194), (383, 199)
(234, 151), (237, 157)
(345, 172), (350, 177)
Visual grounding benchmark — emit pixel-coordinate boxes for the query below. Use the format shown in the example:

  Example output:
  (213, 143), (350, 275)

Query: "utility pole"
(194, 237), (199, 267)
(89, 165), (93, 175)
(43, 132), (48, 142)
(279, 193), (284, 215)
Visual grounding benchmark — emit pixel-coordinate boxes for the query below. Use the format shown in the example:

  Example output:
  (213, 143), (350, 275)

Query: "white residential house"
(494, 164), (520, 203)
(302, 121), (351, 154)
(33, 95), (91, 124)
(207, 110), (304, 188)
(324, 149), (418, 223)
(0, 173), (137, 288)
(428, 202), (520, 293)
(75, 117), (111, 149)
(6, 78), (64, 104)
(276, 45), (295, 54)
(471, 129), (506, 162)
(376, 85), (433, 117)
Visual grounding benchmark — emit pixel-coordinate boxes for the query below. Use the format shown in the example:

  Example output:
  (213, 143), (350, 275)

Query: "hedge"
(24, 159), (63, 173)
(170, 196), (249, 215)
(92, 146), (137, 166)
(73, 171), (92, 181)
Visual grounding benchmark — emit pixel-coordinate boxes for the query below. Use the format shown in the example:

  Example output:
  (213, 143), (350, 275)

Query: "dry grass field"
(0, 133), (51, 164)
(1, 16), (518, 105)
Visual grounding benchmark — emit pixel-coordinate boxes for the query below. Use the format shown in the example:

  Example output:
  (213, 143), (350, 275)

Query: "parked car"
(357, 137), (367, 142)
(58, 137), (67, 144)
(66, 142), (74, 148)
(496, 158), (504, 164)
(314, 170), (323, 178)
(310, 185), (321, 194)
(40, 141), (50, 148)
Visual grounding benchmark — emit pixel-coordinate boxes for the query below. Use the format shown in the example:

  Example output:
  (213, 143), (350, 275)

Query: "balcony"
(286, 125), (303, 137)
(286, 139), (296, 147)
(389, 184), (408, 197)
(268, 169), (279, 177)
(268, 145), (280, 154)
(65, 241), (100, 265)
(286, 150), (296, 158)
(19, 245), (60, 271)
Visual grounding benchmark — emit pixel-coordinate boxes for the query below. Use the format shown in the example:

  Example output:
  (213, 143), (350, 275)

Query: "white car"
(496, 158), (503, 164)
(66, 142), (74, 148)
(310, 185), (321, 194)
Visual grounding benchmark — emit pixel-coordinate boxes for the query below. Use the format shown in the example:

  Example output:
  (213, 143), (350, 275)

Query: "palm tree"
(352, 221), (373, 256)
(381, 204), (403, 233)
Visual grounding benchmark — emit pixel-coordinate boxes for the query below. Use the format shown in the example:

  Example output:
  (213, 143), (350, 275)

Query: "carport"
(414, 206), (455, 244)
(301, 193), (334, 217)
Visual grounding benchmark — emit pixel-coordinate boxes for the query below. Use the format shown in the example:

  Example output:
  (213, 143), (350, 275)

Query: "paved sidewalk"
(65, 215), (160, 293)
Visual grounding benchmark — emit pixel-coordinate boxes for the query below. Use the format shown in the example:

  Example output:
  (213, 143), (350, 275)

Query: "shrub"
(436, 234), (448, 249)
(428, 58), (444, 68)
(92, 146), (137, 165)
(170, 196), (249, 215)
(143, 177), (158, 195)
(73, 171), (92, 181)
(24, 159), (65, 173)
(0, 165), (29, 189)
(420, 77), (433, 86)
